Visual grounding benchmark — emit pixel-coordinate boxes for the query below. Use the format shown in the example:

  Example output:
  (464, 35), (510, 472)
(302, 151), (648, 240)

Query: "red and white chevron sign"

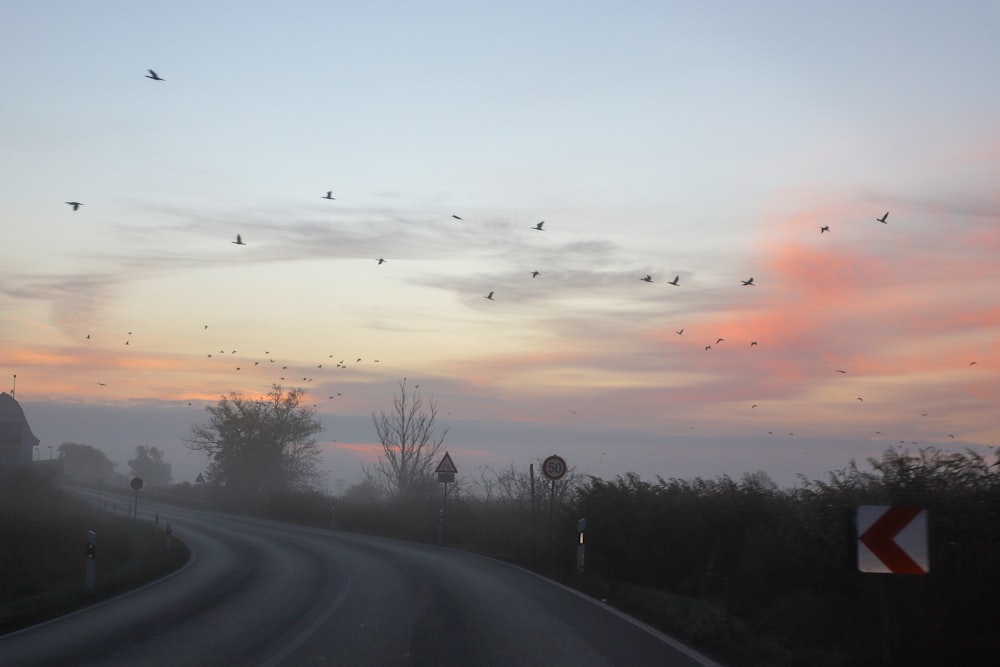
(857, 505), (929, 575)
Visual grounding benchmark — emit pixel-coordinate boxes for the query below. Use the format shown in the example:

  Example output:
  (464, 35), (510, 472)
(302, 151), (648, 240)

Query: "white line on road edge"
(453, 549), (726, 667)
(259, 575), (353, 667)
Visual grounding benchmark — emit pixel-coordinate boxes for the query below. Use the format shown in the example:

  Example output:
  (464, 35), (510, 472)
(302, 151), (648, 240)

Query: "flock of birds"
(51, 69), (986, 457)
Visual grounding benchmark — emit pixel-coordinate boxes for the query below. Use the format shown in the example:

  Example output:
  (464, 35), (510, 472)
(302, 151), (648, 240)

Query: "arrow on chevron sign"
(857, 505), (929, 575)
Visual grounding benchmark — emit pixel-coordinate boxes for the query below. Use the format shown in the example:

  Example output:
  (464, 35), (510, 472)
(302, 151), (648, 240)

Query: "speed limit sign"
(542, 455), (567, 480)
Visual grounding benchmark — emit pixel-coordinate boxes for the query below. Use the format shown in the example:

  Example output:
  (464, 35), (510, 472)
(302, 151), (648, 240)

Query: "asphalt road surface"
(1, 498), (722, 666)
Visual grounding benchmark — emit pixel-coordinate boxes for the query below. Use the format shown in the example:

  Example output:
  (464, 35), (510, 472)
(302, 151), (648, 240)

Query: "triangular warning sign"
(435, 452), (458, 474)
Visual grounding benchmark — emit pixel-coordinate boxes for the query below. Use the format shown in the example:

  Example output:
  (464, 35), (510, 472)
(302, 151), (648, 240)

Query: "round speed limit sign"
(542, 455), (567, 480)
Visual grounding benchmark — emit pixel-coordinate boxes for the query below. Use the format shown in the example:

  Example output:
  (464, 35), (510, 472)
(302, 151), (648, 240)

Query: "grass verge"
(0, 470), (190, 635)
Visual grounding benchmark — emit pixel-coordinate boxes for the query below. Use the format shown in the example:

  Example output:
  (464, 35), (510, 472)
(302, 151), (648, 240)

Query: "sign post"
(542, 455), (567, 557)
(857, 505), (929, 665)
(130, 477), (144, 520)
(435, 452), (458, 544)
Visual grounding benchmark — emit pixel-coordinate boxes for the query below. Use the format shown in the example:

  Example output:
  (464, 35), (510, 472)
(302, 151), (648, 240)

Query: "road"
(0, 498), (722, 666)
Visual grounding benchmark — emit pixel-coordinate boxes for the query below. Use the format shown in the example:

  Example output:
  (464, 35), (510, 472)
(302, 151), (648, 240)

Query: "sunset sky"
(3, 2), (998, 490)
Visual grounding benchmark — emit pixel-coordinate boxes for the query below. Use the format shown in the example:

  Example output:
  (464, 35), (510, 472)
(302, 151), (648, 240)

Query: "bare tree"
(184, 385), (323, 504)
(364, 378), (448, 499)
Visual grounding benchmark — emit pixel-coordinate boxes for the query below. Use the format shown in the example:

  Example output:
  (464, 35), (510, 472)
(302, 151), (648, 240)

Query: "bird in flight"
(715, 338), (724, 344)
(820, 225), (830, 233)
(65, 201), (83, 211)
(668, 276), (679, 286)
(857, 397), (864, 402)
(704, 345), (712, 351)
(640, 275), (653, 283)
(145, 69), (164, 81)
(376, 258), (386, 265)
(232, 234), (246, 245)
(676, 329), (683, 335)
(452, 215), (463, 221)
(322, 191), (335, 200)
(969, 361), (977, 366)
(532, 221), (545, 231)
(484, 291), (495, 300)
(531, 271), (540, 278)
(741, 277), (755, 286)
(836, 369), (846, 374)
(750, 341), (758, 346)
(97, 382), (107, 387)
(876, 211), (889, 223)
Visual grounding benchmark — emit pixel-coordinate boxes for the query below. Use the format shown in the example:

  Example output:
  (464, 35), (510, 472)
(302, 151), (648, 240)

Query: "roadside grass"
(0, 469), (189, 634)
(564, 573), (855, 667)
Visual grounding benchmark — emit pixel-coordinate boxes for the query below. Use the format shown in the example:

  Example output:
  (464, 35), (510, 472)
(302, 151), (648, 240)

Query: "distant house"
(0, 392), (40, 467)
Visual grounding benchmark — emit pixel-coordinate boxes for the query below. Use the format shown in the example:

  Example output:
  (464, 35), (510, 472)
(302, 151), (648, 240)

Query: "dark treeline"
(566, 447), (1000, 666)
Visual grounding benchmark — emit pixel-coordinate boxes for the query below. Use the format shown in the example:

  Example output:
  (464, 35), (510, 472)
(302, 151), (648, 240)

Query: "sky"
(3, 1), (999, 492)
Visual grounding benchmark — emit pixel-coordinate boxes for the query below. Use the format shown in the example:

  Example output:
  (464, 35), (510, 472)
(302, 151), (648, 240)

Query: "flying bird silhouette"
(322, 191), (335, 200)
(376, 258), (386, 264)
(705, 345), (712, 351)
(532, 221), (545, 231)
(640, 275), (653, 283)
(484, 291), (495, 300)
(145, 69), (164, 81)
(741, 277), (755, 286)
(676, 329), (684, 335)
(531, 271), (540, 278)
(750, 341), (758, 346)
(820, 225), (830, 233)
(232, 234), (246, 245)
(452, 215), (463, 221)
(668, 276), (680, 286)
(65, 201), (83, 211)
(716, 338), (724, 344)
(877, 211), (889, 223)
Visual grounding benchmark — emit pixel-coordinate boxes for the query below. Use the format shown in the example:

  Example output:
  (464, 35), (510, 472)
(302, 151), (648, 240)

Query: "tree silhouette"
(128, 445), (172, 487)
(363, 378), (448, 499)
(184, 385), (323, 504)
(58, 442), (116, 483)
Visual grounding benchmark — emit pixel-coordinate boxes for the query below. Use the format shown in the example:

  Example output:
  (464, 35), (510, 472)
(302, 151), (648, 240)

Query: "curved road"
(0, 499), (722, 666)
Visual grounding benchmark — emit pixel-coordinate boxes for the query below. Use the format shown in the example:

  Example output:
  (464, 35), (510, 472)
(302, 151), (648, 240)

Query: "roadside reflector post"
(85, 530), (96, 591)
(577, 518), (586, 572)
